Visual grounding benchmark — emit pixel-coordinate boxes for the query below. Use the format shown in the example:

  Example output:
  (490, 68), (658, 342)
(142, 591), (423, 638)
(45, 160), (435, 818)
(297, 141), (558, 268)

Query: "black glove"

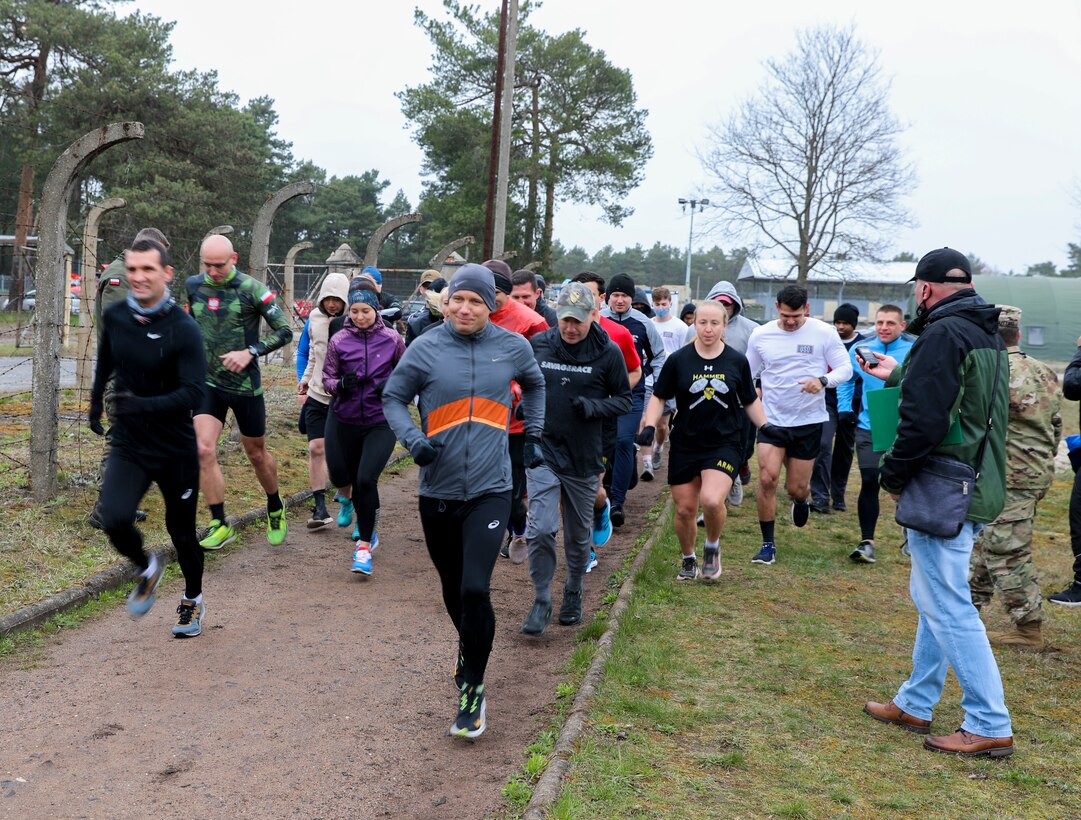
(372, 379), (387, 398)
(514, 402), (526, 421)
(111, 390), (141, 416)
(340, 371), (360, 393)
(635, 426), (655, 447)
(838, 411), (857, 426)
(411, 438), (442, 466)
(759, 422), (780, 439)
(523, 435), (544, 469)
(569, 396), (588, 417)
(88, 399), (105, 436)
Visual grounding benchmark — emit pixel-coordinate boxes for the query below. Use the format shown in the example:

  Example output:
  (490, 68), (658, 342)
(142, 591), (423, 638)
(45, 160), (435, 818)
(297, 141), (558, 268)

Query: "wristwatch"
(818, 376), (828, 387)
(247, 344), (260, 358)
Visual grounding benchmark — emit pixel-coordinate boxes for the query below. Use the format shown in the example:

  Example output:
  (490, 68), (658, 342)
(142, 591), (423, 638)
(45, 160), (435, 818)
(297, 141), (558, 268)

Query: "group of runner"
(90, 228), (868, 740)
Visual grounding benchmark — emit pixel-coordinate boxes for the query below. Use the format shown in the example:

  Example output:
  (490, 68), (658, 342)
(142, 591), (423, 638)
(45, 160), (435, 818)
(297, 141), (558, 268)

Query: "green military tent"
(970, 276), (1081, 362)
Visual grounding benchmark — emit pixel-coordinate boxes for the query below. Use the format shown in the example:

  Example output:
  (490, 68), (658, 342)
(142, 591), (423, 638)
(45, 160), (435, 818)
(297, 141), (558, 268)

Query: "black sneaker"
(499, 532), (511, 559)
(677, 555), (700, 580)
(134, 509), (148, 523)
(850, 540), (876, 564)
(307, 500), (332, 529)
(791, 499), (810, 528)
(1048, 583), (1081, 607)
(610, 504), (625, 528)
(449, 683), (486, 739)
(521, 600), (552, 635)
(558, 587), (583, 625)
(88, 503), (104, 530)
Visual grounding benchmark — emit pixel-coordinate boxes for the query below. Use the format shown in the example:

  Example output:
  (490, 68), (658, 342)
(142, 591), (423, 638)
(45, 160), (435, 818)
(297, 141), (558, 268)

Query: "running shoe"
(172, 598), (205, 638)
(791, 499), (810, 528)
(521, 600), (552, 635)
(610, 503), (625, 528)
(453, 643), (465, 690)
(267, 508), (288, 546)
(337, 497), (354, 527)
(640, 455), (654, 482)
(352, 521), (361, 541)
(727, 479), (743, 507)
(677, 554), (700, 581)
(850, 540), (876, 564)
(651, 443), (664, 469)
(369, 531), (379, 552)
(352, 545), (373, 575)
(449, 683), (486, 739)
(739, 463), (751, 485)
(499, 534), (511, 559)
(752, 542), (777, 565)
(199, 519), (236, 551)
(1048, 582), (1081, 607)
(307, 500), (332, 529)
(558, 587), (583, 625)
(127, 562), (164, 618)
(586, 549), (598, 573)
(696, 513), (705, 528)
(702, 546), (722, 579)
(592, 501), (612, 547)
(508, 533), (528, 565)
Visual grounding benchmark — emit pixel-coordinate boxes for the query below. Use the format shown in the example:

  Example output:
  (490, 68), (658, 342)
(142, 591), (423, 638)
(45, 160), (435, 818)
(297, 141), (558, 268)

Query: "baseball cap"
(556, 282), (595, 322)
(909, 248), (972, 284)
(420, 269), (440, 285)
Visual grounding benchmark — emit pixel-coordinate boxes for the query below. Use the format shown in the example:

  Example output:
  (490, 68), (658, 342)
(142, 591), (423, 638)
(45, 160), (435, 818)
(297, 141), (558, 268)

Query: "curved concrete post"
(496, 250), (517, 263)
(283, 240), (314, 363)
(32, 122), (144, 500)
(203, 225), (234, 240)
(249, 181), (316, 283)
(428, 236), (475, 270)
(523, 260), (541, 272)
(75, 197), (126, 392)
(362, 213), (423, 268)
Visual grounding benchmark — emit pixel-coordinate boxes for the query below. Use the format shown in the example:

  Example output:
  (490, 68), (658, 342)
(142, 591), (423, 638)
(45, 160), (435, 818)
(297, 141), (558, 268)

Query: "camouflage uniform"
(93, 257), (129, 484)
(970, 306), (1062, 625)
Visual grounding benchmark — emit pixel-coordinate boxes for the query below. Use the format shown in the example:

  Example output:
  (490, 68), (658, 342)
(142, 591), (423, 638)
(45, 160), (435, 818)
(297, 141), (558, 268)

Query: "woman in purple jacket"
(323, 284), (406, 575)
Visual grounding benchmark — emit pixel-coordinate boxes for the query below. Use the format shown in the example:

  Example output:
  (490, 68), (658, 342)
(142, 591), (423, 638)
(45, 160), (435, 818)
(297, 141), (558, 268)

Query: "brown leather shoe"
(923, 729), (1013, 758)
(863, 700), (931, 734)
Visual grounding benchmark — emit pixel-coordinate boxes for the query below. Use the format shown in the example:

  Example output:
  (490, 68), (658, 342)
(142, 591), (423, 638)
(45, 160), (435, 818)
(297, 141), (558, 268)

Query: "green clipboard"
(865, 386), (962, 452)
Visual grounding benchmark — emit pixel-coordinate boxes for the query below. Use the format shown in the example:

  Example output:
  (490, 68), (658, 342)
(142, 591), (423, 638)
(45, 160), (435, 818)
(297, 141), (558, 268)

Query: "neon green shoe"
(267, 508), (288, 546)
(199, 519), (236, 551)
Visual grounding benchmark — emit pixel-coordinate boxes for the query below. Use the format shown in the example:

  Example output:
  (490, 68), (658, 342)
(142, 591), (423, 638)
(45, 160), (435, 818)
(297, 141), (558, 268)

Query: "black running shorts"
(196, 386), (267, 438)
(666, 442), (742, 487)
(756, 421), (822, 462)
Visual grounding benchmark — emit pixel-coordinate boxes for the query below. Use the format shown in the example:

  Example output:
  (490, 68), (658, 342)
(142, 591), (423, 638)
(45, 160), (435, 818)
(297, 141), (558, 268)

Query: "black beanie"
(833, 303), (859, 326)
(608, 272), (635, 297)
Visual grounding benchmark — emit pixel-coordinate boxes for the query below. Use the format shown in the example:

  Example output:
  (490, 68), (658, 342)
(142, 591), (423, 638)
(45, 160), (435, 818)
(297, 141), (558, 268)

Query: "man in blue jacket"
(836, 305), (912, 564)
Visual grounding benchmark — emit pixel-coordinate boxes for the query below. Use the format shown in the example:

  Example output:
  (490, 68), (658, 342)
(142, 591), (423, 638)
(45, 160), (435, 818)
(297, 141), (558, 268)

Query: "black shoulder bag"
(894, 352), (1002, 539)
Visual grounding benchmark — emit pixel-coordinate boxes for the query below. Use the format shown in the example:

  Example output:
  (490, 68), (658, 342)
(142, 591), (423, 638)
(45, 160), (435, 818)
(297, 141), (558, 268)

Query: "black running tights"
(858, 466), (880, 542)
(419, 492), (511, 687)
(100, 448), (202, 599)
(325, 416), (397, 542)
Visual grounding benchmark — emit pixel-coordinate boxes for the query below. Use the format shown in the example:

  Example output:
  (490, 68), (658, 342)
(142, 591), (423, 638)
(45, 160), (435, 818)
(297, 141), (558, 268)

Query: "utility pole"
(678, 197), (709, 300)
(482, 0), (511, 260)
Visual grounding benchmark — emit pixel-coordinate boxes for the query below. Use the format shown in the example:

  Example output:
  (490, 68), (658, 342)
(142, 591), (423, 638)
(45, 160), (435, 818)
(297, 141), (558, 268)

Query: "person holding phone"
(837, 305), (913, 563)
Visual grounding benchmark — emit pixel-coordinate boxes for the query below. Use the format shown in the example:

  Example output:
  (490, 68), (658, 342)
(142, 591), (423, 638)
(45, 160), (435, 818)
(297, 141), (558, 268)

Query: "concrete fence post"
(32, 122), (144, 501)
(362, 213), (423, 268)
(248, 182), (316, 284)
(428, 236), (475, 270)
(75, 197), (126, 392)
(203, 225), (233, 240)
(283, 240), (314, 363)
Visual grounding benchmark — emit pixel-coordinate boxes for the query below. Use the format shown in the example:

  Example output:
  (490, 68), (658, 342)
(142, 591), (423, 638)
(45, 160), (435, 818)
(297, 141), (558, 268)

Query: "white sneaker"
(727, 479), (744, 507)
(508, 533), (528, 565)
(640, 454), (654, 482)
(651, 443), (664, 469)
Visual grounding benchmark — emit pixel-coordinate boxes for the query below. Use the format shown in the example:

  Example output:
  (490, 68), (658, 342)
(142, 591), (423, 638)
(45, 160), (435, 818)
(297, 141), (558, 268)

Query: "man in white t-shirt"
(745, 285), (852, 565)
(641, 286), (690, 481)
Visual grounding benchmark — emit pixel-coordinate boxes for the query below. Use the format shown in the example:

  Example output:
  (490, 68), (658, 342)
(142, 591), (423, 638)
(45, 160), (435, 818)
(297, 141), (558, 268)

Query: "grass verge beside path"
(553, 479), (1080, 818)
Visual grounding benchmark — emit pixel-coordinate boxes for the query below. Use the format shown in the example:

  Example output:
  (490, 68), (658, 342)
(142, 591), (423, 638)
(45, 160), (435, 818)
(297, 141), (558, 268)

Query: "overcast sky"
(129, 0), (1081, 274)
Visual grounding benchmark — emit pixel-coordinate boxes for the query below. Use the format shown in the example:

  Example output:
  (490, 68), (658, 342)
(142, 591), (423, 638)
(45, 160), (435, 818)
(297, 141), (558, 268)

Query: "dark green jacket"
(880, 289), (1007, 524)
(94, 257), (129, 342)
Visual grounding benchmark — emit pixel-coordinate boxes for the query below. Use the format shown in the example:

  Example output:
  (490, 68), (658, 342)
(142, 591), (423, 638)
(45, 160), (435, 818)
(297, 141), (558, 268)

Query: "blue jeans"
(893, 521), (1012, 737)
(610, 391), (645, 506)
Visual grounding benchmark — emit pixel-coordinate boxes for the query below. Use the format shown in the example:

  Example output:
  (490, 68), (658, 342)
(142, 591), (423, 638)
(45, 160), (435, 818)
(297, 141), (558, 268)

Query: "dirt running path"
(0, 464), (664, 818)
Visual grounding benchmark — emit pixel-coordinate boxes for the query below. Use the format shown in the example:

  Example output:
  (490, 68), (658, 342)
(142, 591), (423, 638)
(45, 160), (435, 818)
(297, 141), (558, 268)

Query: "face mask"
(654, 307), (671, 318)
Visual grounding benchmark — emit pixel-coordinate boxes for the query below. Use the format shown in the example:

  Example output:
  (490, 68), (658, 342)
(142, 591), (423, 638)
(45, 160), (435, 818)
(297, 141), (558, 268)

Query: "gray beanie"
(449, 263), (497, 311)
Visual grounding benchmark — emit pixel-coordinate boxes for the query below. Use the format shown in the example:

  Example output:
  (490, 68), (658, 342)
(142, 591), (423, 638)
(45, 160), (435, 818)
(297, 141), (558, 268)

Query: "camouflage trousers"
(969, 488), (1044, 625)
(97, 378), (116, 489)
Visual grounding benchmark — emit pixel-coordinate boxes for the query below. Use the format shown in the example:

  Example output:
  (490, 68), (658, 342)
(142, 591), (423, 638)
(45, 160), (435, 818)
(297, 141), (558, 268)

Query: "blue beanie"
(361, 265), (382, 285)
(448, 263), (497, 311)
(348, 286), (380, 309)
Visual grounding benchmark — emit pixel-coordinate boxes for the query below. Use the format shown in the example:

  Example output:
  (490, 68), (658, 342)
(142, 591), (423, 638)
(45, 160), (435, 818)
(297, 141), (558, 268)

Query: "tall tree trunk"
(539, 137), (558, 272)
(523, 79), (540, 261)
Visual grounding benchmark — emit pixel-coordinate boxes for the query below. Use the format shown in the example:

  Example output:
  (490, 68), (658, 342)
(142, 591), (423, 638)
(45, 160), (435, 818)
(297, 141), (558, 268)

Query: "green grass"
(551, 471), (1081, 818)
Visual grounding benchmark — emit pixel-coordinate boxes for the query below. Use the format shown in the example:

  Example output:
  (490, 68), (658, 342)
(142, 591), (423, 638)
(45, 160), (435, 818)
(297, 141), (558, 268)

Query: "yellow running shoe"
(267, 508), (288, 546)
(199, 519), (236, 551)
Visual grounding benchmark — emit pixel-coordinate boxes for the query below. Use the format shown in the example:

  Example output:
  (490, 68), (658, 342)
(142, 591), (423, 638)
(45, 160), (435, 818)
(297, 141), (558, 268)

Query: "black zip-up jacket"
(1062, 345), (1081, 423)
(531, 322), (632, 477)
(880, 289), (1008, 523)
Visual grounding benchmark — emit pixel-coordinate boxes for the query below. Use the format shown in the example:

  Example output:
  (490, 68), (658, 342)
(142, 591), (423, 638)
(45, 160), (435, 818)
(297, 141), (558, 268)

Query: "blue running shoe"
(586, 549), (598, 573)
(791, 499), (810, 528)
(337, 498), (354, 527)
(352, 521), (360, 541)
(352, 545), (373, 575)
(370, 530), (379, 551)
(592, 500), (612, 547)
(172, 599), (205, 638)
(752, 542), (776, 565)
(127, 561), (164, 618)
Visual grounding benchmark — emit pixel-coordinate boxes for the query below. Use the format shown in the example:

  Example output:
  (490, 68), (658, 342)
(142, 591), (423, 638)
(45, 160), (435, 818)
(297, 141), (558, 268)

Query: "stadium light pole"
(679, 197), (709, 300)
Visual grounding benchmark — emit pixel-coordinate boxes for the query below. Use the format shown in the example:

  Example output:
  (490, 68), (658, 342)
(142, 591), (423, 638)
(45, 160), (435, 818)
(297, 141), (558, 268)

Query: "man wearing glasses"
(186, 234), (293, 549)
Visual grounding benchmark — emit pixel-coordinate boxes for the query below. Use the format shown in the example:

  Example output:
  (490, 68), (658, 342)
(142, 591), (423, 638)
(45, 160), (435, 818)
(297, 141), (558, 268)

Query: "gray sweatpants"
(525, 465), (600, 602)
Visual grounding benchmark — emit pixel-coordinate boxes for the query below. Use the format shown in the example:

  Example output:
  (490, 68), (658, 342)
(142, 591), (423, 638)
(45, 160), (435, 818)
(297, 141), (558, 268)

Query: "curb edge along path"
(0, 451), (410, 638)
(524, 493), (674, 819)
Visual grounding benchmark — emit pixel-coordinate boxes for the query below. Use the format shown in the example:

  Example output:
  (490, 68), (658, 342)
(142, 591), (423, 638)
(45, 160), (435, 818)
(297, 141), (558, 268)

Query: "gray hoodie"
(689, 280), (759, 355)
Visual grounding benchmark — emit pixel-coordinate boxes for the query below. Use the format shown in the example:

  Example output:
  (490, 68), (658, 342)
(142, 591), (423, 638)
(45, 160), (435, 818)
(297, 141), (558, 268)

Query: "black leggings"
(508, 433), (527, 533)
(858, 466), (880, 541)
(100, 446), (202, 599)
(419, 492), (511, 687)
(325, 415), (397, 542)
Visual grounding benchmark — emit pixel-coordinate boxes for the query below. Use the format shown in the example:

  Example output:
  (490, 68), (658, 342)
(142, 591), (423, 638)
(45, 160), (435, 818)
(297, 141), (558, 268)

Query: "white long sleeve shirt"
(745, 317), (852, 427)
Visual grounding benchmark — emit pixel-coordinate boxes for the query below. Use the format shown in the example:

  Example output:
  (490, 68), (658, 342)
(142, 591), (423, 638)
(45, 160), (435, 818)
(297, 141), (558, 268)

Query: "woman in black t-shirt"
(638, 300), (769, 580)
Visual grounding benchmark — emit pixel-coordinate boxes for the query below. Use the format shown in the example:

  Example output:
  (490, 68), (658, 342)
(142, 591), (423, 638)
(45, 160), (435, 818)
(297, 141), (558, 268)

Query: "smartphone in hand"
(856, 346), (878, 368)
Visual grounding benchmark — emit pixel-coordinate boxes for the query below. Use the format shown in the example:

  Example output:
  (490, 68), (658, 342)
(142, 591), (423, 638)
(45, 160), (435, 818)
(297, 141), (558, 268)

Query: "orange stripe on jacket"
(427, 396), (510, 437)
